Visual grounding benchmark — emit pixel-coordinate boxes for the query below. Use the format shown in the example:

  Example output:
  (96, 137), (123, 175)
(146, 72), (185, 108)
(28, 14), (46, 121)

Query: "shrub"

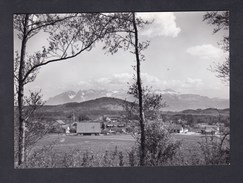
(198, 134), (230, 165)
(144, 121), (181, 166)
(125, 126), (134, 133)
(101, 146), (127, 167)
(127, 147), (139, 166)
(127, 121), (182, 166)
(17, 142), (57, 168)
(17, 144), (130, 168)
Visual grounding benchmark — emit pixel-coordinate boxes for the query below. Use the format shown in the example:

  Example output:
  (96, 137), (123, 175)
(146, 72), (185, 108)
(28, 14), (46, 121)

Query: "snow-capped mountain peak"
(154, 88), (180, 95)
(45, 89), (229, 111)
(68, 94), (76, 99)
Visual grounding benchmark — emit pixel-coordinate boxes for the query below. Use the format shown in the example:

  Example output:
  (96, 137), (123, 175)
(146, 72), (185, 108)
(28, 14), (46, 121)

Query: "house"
(76, 121), (101, 135)
(201, 126), (219, 135)
(56, 120), (65, 125)
(51, 120), (67, 134)
(117, 123), (126, 127)
(177, 119), (187, 124)
(201, 128), (216, 135)
(106, 124), (115, 128)
(104, 115), (122, 123)
(168, 124), (184, 133)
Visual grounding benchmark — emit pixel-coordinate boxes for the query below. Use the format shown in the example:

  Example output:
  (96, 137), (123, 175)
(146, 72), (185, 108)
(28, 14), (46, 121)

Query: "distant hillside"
(46, 89), (229, 111)
(180, 108), (229, 116)
(162, 94), (229, 111)
(41, 97), (131, 114)
(46, 89), (134, 105)
(41, 96), (229, 116)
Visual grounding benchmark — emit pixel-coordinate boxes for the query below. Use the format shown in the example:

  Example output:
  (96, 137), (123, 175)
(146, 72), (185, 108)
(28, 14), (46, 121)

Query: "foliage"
(163, 111), (230, 127)
(198, 128), (230, 165)
(16, 142), (57, 168)
(101, 13), (151, 56)
(144, 121), (181, 166)
(16, 129), (230, 168)
(126, 121), (182, 166)
(14, 91), (56, 163)
(102, 12), (152, 166)
(203, 11), (229, 34)
(127, 147), (139, 166)
(14, 12), (147, 165)
(14, 13), (126, 90)
(18, 144), (130, 168)
(203, 11), (229, 82)
(213, 58), (229, 83)
(126, 83), (167, 121)
(78, 114), (90, 121)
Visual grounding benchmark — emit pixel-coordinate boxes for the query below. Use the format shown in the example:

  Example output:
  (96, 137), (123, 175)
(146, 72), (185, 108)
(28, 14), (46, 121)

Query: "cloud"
(161, 77), (204, 89)
(137, 12), (181, 38)
(87, 75), (206, 95)
(112, 73), (133, 84)
(186, 44), (224, 60)
(75, 75), (206, 94)
(77, 73), (161, 89)
(94, 74), (131, 86)
(141, 73), (160, 84)
(184, 78), (204, 88)
(77, 81), (91, 89)
(95, 77), (111, 84)
(111, 72), (161, 85)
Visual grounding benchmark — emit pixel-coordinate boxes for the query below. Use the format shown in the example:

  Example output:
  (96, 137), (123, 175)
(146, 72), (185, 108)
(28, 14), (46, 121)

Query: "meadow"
(35, 133), (203, 154)
(27, 133), (206, 167)
(35, 134), (136, 155)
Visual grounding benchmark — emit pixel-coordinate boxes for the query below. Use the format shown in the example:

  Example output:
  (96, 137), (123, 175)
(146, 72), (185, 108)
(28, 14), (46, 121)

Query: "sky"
(14, 12), (229, 100)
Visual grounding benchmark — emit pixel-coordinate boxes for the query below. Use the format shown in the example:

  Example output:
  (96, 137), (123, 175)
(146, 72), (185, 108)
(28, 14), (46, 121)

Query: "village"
(51, 114), (226, 137)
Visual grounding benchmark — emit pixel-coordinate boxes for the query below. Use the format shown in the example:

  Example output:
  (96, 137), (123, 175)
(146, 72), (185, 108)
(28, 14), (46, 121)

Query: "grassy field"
(34, 133), (204, 158)
(25, 133), (224, 167)
(35, 134), (136, 155)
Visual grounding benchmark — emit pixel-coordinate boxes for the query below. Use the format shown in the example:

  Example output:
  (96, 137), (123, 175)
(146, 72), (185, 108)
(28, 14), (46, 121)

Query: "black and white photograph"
(14, 11), (230, 168)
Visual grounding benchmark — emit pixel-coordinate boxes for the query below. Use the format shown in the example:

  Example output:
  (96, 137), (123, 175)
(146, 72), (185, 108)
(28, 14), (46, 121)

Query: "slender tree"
(14, 13), (133, 165)
(102, 12), (151, 165)
(14, 12), (151, 166)
(132, 12), (146, 165)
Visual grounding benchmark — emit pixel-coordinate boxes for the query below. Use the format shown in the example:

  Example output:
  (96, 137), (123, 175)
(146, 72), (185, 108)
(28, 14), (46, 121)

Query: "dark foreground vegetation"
(15, 120), (229, 168)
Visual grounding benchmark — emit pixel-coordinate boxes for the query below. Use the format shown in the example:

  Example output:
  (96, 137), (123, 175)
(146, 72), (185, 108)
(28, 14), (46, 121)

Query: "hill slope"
(41, 97), (130, 114)
(46, 89), (229, 111)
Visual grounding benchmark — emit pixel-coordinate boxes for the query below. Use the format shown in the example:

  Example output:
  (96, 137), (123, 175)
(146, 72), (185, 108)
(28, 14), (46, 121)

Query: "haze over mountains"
(45, 89), (229, 111)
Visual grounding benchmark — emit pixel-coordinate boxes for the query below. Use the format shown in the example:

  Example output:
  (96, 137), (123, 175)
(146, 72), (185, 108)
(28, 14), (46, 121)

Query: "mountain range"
(45, 89), (229, 111)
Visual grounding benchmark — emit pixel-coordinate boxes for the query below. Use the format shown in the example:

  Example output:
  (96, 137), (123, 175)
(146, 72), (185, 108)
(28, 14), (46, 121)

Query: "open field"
(24, 132), (229, 167)
(34, 133), (204, 157)
(35, 134), (136, 155)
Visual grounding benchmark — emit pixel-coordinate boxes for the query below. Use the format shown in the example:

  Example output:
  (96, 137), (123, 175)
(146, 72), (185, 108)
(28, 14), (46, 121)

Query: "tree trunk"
(132, 12), (146, 166)
(17, 14), (29, 165)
